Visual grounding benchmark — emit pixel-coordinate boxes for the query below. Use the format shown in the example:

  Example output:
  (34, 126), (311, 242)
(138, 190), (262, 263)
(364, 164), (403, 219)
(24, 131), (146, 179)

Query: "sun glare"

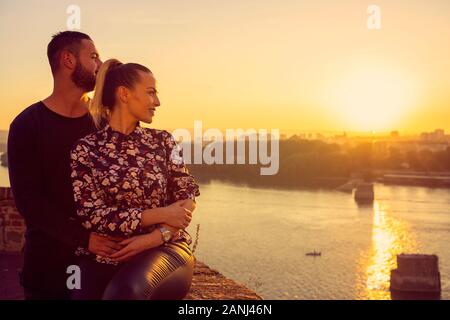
(332, 66), (419, 132)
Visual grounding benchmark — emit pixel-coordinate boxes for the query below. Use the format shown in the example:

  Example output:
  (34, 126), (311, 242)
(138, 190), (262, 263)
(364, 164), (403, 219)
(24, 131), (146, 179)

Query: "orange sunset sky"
(1, 0), (449, 134)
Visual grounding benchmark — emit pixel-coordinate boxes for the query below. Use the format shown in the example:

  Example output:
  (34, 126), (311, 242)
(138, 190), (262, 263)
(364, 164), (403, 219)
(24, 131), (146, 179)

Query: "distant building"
(316, 133), (324, 140)
(0, 130), (8, 145)
(373, 140), (389, 155)
(390, 131), (399, 138)
(0, 130), (8, 154)
(420, 129), (446, 142)
(435, 129), (445, 139)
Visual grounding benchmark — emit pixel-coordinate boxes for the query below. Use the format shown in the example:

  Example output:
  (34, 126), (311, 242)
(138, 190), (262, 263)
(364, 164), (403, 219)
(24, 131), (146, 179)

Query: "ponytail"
(89, 58), (122, 128)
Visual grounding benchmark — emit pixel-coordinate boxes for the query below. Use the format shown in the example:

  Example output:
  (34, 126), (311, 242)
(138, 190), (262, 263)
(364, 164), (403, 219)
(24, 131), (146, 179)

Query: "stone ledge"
(185, 260), (262, 300)
(0, 252), (262, 300)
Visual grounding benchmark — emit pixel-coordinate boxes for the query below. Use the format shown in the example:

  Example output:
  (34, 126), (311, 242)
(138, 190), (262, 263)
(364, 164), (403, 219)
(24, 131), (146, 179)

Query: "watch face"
(163, 231), (171, 241)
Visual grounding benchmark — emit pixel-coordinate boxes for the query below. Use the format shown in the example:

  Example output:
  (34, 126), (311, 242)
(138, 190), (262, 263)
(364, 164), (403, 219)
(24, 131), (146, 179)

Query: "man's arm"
(7, 117), (90, 248)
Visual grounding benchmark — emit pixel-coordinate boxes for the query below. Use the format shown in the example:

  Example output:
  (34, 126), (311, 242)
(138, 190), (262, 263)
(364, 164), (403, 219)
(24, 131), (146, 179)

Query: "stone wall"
(390, 254), (441, 294)
(0, 187), (25, 252)
(397, 254), (439, 276)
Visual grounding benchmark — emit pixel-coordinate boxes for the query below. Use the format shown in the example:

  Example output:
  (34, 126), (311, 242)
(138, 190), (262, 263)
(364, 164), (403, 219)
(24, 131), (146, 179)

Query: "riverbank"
(376, 170), (450, 188)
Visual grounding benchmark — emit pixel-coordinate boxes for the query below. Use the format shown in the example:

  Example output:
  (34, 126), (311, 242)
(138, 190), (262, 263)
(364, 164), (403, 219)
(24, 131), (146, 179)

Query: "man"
(7, 31), (123, 299)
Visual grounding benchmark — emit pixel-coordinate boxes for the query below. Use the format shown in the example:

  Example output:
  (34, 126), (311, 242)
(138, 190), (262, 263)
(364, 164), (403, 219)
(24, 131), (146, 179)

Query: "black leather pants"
(71, 240), (194, 300)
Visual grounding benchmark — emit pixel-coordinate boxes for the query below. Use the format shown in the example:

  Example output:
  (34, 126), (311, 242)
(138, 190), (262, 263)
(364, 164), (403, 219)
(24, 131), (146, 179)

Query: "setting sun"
(331, 66), (420, 132)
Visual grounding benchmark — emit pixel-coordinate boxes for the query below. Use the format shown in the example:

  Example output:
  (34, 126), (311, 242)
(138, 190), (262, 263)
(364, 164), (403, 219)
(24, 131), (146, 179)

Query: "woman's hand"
(162, 200), (192, 229)
(179, 199), (196, 213)
(109, 232), (161, 262)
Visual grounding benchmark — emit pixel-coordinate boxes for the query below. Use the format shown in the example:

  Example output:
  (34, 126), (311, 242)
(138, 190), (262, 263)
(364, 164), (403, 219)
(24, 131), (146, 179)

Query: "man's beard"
(72, 61), (96, 92)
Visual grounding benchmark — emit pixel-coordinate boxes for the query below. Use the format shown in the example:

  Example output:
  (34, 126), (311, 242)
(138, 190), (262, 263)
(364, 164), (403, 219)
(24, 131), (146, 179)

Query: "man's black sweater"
(8, 101), (97, 295)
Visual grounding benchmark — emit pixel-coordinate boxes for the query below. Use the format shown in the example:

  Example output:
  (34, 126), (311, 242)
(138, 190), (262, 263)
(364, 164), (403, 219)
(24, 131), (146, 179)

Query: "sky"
(1, 0), (450, 134)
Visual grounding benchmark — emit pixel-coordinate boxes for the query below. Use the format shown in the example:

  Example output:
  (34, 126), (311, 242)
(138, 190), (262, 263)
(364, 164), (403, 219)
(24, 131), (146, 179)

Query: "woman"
(69, 59), (200, 299)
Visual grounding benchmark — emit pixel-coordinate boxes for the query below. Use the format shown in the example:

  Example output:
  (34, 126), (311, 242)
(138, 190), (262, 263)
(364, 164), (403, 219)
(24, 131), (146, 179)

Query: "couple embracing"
(8, 31), (200, 300)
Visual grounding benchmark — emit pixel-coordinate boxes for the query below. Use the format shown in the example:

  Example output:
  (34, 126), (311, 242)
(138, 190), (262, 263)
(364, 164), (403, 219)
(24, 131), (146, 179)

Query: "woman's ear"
(117, 86), (129, 104)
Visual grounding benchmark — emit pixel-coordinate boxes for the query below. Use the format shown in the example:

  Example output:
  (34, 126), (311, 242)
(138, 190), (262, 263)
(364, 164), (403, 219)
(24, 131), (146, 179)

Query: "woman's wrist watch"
(159, 226), (172, 243)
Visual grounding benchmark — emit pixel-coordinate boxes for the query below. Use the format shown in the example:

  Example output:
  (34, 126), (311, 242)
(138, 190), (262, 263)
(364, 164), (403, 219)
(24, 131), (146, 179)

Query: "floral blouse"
(70, 123), (200, 264)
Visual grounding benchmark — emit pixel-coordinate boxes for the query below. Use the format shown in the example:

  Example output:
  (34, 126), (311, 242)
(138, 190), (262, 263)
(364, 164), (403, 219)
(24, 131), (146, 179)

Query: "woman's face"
(126, 71), (160, 124)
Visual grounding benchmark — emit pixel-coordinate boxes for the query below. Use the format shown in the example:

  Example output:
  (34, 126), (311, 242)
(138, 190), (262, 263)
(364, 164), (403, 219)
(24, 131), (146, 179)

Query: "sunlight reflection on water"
(358, 201), (418, 300)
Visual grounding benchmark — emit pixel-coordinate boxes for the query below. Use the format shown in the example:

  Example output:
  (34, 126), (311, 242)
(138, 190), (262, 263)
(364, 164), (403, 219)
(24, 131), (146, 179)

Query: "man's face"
(71, 39), (102, 92)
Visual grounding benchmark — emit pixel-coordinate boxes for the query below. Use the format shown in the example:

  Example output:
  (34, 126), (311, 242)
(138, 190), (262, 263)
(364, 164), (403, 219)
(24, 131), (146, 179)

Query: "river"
(1, 166), (449, 299)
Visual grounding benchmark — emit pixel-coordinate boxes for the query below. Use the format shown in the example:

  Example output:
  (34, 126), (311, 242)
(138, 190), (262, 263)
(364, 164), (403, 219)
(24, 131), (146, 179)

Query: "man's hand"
(87, 232), (124, 257)
(109, 233), (158, 262)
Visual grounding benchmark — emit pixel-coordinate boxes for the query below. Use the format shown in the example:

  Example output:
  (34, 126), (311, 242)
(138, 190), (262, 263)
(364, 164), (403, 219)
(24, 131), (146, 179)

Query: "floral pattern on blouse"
(70, 123), (200, 264)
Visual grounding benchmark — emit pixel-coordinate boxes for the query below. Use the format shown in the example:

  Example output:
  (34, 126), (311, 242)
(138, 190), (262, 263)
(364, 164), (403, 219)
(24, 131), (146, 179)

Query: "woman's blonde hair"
(89, 58), (152, 128)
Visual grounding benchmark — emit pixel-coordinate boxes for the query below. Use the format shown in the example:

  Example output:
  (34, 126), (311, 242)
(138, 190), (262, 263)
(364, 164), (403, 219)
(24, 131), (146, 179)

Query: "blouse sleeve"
(163, 131), (200, 204)
(70, 141), (144, 238)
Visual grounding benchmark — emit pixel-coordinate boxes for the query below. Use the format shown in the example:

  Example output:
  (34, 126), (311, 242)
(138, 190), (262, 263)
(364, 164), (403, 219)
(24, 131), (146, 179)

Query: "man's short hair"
(47, 31), (92, 74)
